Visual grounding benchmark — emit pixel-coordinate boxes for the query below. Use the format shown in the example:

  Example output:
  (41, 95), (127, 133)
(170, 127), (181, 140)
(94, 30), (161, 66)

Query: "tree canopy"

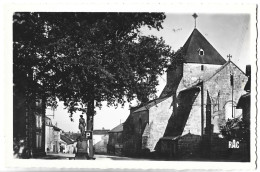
(220, 117), (250, 142)
(13, 12), (180, 118)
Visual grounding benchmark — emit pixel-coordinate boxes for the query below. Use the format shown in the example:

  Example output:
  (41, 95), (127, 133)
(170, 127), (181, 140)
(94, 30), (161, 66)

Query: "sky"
(47, 13), (251, 133)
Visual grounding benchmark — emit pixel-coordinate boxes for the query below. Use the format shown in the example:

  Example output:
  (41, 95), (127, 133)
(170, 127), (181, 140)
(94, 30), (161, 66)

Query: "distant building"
(63, 131), (81, 141)
(108, 124), (123, 155)
(93, 129), (109, 154)
(52, 126), (61, 153)
(60, 134), (75, 154)
(45, 117), (54, 152)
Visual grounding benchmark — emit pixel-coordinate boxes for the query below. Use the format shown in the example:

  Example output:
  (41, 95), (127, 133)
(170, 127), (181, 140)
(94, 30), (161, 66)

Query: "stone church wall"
(148, 97), (173, 151)
(177, 133), (202, 159)
(132, 110), (149, 134)
(204, 62), (248, 133)
(182, 91), (202, 136)
(177, 63), (222, 94)
(180, 62), (247, 136)
(122, 110), (149, 155)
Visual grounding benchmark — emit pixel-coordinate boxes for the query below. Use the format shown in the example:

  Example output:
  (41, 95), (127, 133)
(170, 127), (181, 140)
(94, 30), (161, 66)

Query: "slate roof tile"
(182, 28), (226, 65)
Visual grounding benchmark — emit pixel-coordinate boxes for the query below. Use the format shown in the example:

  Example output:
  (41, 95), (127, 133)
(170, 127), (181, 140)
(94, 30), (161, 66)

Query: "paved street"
(93, 154), (152, 161)
(37, 153), (154, 160)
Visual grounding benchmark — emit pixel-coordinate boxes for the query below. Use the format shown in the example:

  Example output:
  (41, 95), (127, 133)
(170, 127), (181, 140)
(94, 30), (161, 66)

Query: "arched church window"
(225, 101), (236, 121)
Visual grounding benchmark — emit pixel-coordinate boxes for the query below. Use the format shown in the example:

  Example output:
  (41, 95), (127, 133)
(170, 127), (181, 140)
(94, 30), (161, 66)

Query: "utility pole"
(230, 73), (234, 118)
(86, 86), (95, 159)
(228, 54), (234, 118)
(199, 79), (204, 136)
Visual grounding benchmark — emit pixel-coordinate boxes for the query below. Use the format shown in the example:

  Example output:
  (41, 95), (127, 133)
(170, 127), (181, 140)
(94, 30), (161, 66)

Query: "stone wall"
(177, 133), (201, 159)
(182, 91), (202, 136)
(204, 62), (248, 133)
(132, 110), (149, 134)
(180, 62), (247, 136)
(148, 97), (173, 151)
(177, 63), (222, 94)
(122, 110), (149, 155)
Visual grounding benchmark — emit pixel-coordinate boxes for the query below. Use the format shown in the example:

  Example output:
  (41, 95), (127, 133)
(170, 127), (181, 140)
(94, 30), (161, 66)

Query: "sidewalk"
(36, 152), (76, 160)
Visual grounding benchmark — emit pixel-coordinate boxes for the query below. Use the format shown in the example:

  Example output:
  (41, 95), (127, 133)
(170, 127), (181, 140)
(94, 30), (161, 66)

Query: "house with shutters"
(122, 26), (249, 160)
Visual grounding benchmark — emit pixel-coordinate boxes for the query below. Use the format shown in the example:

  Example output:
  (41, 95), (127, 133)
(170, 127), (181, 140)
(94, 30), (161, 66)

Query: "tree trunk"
(87, 97), (95, 159)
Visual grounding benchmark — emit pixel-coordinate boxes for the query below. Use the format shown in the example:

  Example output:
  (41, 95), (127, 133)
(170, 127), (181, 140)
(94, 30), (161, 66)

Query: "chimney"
(244, 65), (251, 92)
(246, 65), (251, 77)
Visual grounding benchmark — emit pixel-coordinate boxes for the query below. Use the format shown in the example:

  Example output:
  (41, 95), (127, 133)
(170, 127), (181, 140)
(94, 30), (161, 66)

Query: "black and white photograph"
(1, 1), (258, 170)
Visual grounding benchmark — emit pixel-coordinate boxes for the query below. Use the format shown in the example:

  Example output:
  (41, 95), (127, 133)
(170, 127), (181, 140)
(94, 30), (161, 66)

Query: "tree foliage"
(220, 117), (250, 142)
(13, 12), (178, 117)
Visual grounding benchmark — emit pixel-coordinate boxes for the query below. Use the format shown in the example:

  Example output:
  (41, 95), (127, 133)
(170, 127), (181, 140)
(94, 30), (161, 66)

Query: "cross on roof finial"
(227, 54), (232, 61)
(192, 13), (198, 28)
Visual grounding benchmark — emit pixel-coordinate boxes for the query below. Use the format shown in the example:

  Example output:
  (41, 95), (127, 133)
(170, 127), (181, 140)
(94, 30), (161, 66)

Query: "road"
(93, 154), (152, 161)
(40, 153), (154, 160)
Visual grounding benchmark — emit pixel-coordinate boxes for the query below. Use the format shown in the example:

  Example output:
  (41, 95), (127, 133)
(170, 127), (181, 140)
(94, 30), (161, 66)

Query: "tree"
(220, 117), (250, 161)
(220, 117), (250, 142)
(13, 12), (180, 157)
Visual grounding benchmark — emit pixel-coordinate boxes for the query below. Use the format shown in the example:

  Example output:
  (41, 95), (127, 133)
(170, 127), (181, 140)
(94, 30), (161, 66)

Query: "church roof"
(182, 28), (226, 65)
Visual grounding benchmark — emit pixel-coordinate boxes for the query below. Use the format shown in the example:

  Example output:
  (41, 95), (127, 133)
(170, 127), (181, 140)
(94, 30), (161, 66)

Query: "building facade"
(52, 126), (61, 153)
(108, 124), (123, 155)
(123, 27), (249, 160)
(45, 117), (54, 152)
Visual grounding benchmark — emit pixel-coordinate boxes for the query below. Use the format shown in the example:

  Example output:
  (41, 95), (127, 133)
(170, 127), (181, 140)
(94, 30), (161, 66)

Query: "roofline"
(60, 135), (74, 144)
(133, 95), (172, 113)
(109, 123), (123, 132)
(93, 133), (109, 135)
(132, 109), (149, 114)
(203, 60), (246, 83)
(179, 85), (201, 93)
(183, 62), (224, 66)
(204, 61), (230, 82)
(53, 126), (62, 131)
(108, 131), (123, 133)
(237, 92), (250, 109)
(229, 60), (247, 76)
(182, 28), (227, 65)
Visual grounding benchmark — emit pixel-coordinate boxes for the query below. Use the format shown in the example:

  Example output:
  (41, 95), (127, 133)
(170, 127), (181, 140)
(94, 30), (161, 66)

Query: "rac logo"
(228, 139), (239, 148)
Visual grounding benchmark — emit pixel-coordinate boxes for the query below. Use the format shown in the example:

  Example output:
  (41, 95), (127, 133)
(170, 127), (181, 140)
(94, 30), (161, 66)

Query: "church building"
(122, 17), (249, 159)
